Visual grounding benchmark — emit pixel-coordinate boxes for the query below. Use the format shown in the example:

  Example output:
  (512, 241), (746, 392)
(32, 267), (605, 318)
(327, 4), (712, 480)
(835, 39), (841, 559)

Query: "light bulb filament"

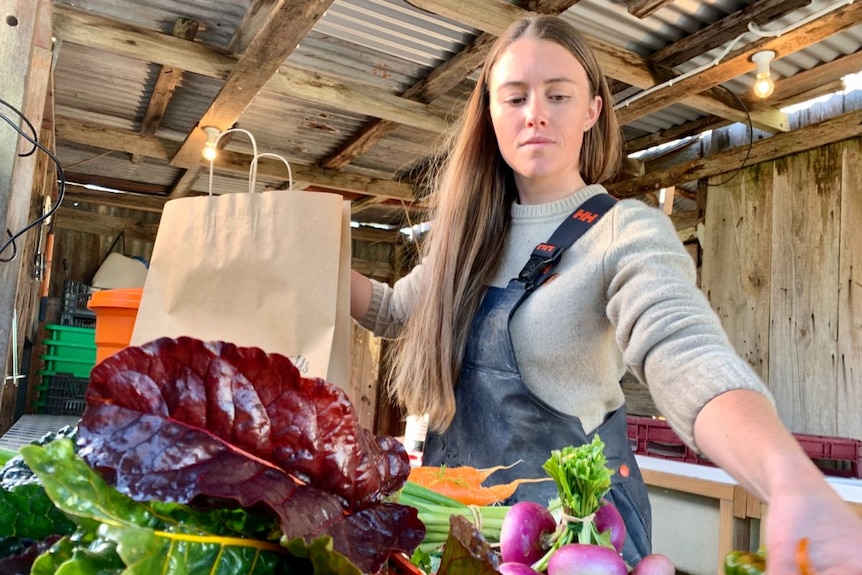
(751, 50), (776, 99)
(201, 126), (221, 161)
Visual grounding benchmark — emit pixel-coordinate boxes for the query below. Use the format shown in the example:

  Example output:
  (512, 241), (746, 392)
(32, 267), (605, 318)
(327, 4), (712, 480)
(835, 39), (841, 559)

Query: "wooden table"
(636, 455), (862, 575)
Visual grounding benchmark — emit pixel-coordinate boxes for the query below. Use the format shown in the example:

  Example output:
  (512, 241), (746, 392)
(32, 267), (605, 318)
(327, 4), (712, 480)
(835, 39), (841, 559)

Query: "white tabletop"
(636, 454), (862, 504)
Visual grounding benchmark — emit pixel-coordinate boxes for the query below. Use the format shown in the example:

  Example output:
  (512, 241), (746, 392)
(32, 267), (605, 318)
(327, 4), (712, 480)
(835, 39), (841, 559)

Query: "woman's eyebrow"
(494, 77), (577, 90)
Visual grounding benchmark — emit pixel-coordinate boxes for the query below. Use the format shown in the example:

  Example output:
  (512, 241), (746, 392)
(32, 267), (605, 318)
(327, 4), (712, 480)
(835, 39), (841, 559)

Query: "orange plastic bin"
(87, 288), (142, 364)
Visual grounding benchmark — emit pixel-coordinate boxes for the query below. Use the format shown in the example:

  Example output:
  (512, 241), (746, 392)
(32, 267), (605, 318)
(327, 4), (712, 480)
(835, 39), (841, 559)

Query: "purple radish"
(594, 500), (626, 553)
(500, 501), (557, 564)
(632, 553), (675, 575)
(546, 543), (627, 575)
(499, 562), (541, 575)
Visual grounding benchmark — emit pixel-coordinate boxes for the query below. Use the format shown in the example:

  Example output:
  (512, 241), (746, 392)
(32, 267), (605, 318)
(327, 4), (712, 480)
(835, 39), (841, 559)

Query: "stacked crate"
(59, 279), (97, 328)
(34, 291), (98, 416)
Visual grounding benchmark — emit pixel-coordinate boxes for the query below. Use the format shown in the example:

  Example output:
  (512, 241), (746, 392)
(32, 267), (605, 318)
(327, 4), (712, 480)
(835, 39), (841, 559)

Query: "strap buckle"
(517, 242), (563, 289)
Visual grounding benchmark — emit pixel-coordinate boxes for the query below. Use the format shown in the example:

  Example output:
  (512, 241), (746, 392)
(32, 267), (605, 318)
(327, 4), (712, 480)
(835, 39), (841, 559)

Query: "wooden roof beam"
(170, 0), (336, 168)
(52, 6), (448, 135)
(54, 116), (415, 201)
(652, 0), (812, 68)
(616, 1), (862, 125)
(130, 17), (198, 165)
(626, 0), (675, 20)
(607, 107), (862, 198)
(404, 0), (789, 132)
(322, 0), (581, 170)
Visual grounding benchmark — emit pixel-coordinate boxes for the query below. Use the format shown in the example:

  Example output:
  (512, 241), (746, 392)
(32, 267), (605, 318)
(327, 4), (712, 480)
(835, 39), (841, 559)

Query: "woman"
(351, 14), (862, 572)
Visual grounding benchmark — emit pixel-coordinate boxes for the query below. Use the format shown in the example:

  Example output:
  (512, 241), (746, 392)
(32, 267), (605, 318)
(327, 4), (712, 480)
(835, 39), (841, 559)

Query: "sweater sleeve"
(604, 200), (774, 451)
(357, 260), (427, 339)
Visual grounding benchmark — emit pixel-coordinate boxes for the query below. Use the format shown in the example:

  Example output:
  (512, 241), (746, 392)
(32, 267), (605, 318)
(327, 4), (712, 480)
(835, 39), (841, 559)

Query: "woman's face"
(488, 37), (601, 204)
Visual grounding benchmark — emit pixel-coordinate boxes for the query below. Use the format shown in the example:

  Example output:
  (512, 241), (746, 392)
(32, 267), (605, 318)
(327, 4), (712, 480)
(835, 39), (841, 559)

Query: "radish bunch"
(498, 498), (630, 574)
(498, 500), (674, 574)
(496, 436), (675, 575)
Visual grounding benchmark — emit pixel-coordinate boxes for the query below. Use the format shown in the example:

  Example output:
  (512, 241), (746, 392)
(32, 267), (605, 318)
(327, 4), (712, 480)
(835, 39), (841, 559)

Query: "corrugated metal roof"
(315, 0), (477, 68)
(48, 0), (862, 213)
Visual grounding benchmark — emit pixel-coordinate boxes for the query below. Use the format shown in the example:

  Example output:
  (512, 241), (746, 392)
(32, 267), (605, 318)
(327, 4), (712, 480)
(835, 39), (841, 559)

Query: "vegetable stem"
(399, 481), (510, 546)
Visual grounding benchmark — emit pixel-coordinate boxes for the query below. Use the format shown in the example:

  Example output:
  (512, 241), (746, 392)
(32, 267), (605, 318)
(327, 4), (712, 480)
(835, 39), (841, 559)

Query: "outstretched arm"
(694, 389), (862, 574)
(350, 269), (373, 321)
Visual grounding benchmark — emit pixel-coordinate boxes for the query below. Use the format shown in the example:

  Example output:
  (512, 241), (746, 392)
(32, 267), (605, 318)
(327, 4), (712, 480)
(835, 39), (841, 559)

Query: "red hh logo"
(535, 243), (555, 253)
(572, 209), (598, 223)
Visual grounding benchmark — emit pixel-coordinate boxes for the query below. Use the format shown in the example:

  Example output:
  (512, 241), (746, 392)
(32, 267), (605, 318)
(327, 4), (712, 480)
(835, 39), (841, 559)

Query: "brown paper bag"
(130, 189), (351, 390)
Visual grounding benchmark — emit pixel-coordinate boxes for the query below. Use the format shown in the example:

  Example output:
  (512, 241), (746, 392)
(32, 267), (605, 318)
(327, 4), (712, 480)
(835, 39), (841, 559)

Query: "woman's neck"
(515, 173), (588, 205)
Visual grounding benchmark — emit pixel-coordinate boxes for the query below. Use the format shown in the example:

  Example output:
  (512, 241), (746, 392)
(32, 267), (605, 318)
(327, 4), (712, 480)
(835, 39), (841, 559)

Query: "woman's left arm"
(694, 389), (862, 575)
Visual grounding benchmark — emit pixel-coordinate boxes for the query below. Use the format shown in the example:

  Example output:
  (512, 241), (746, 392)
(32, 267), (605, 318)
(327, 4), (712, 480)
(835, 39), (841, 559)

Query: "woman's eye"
(549, 93), (569, 102)
(504, 96), (526, 105)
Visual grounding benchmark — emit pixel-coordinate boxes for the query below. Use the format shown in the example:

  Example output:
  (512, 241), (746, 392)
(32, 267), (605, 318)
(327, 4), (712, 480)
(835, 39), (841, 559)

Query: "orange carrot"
(796, 538), (817, 575)
(408, 462), (552, 506)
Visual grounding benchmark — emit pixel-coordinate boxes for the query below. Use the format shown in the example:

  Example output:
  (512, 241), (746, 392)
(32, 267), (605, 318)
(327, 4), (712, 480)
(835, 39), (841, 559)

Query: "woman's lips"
(520, 136), (554, 147)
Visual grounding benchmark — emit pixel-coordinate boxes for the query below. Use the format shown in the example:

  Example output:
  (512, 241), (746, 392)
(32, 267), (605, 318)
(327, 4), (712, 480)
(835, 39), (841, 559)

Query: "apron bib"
(423, 194), (652, 564)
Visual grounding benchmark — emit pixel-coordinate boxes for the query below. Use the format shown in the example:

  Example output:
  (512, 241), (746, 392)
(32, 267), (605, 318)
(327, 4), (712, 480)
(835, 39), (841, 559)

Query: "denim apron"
(422, 194), (652, 564)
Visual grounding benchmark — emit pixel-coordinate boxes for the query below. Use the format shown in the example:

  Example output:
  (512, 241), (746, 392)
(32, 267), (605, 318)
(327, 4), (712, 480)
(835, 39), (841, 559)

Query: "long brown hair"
(388, 15), (623, 431)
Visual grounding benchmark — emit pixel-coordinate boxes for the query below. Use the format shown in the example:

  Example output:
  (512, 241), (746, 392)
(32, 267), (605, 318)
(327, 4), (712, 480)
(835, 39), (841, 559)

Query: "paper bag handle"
(205, 128), (294, 196)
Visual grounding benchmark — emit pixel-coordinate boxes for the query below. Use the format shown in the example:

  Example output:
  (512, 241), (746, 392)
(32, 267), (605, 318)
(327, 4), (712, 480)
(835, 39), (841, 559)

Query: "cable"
(615, 0), (856, 110)
(0, 97), (66, 263)
(705, 85), (753, 187)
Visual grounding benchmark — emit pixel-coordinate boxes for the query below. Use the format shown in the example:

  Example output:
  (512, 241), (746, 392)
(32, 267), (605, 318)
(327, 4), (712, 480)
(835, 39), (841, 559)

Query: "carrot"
(408, 462), (552, 506)
(795, 538), (817, 575)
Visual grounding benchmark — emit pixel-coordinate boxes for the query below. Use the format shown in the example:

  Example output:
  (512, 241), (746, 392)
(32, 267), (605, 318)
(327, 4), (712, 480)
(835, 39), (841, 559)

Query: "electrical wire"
(0, 96), (66, 263)
(705, 85), (754, 187)
(615, 0), (856, 110)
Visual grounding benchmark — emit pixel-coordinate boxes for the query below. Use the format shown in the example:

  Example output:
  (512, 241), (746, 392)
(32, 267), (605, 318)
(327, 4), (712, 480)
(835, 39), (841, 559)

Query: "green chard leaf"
(20, 439), (292, 575)
(283, 536), (362, 575)
(99, 524), (287, 575)
(0, 482), (76, 539)
(20, 439), (155, 533)
(435, 515), (500, 575)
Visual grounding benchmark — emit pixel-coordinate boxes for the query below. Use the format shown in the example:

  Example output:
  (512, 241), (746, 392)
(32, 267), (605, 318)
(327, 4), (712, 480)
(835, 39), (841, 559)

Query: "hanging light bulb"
(751, 50), (776, 99)
(201, 126), (221, 161)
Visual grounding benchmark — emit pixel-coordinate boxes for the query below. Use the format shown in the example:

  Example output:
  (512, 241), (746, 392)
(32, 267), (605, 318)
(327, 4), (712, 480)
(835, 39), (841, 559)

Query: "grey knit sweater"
(358, 184), (772, 449)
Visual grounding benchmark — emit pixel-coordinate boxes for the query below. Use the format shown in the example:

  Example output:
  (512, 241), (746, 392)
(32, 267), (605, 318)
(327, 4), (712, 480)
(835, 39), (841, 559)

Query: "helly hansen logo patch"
(535, 243), (555, 253)
(572, 209), (599, 223)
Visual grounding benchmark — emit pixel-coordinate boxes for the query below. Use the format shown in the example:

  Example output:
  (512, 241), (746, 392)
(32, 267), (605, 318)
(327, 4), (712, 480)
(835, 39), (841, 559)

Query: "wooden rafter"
(170, 0), (337, 168)
(52, 6), (448, 135)
(403, 0), (789, 132)
(626, 0), (675, 20)
(616, 1), (862, 125)
(55, 116), (415, 200)
(608, 107), (862, 197)
(130, 16), (198, 165)
(651, 0), (812, 68)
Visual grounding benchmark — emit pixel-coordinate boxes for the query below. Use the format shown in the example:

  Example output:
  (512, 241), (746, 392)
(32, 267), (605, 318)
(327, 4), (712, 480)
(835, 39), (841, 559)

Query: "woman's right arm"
(350, 262), (427, 338)
(350, 269), (373, 321)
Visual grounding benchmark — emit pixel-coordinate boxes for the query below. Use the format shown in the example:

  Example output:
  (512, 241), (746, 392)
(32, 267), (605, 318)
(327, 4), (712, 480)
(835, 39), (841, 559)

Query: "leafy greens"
(5, 336), (424, 574)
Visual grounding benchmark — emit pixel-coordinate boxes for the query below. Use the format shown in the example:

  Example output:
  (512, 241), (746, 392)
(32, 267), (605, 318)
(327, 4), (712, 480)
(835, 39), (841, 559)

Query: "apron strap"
(512, 193), (618, 292)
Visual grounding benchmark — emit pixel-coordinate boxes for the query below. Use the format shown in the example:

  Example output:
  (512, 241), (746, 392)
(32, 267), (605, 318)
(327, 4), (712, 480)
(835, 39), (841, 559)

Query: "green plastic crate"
(42, 338), (97, 363)
(44, 323), (95, 346)
(33, 372), (89, 416)
(39, 354), (95, 379)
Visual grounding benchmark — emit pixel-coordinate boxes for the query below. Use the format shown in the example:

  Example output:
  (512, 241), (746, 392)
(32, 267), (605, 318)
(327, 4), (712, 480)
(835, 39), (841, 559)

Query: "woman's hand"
(693, 390), (862, 574)
(762, 478), (862, 574)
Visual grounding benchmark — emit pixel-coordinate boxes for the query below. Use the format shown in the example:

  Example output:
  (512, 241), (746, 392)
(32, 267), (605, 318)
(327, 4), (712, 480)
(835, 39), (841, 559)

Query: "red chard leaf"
(77, 337), (424, 574)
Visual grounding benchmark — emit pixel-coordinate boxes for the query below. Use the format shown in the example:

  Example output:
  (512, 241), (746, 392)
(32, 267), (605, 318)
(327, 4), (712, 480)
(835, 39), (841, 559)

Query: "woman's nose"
(525, 98), (548, 127)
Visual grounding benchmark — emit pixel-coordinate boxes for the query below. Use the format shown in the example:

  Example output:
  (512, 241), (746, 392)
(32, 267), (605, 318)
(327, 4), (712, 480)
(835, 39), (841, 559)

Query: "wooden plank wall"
(703, 136), (862, 440)
(838, 140), (862, 438)
(700, 162), (772, 381)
